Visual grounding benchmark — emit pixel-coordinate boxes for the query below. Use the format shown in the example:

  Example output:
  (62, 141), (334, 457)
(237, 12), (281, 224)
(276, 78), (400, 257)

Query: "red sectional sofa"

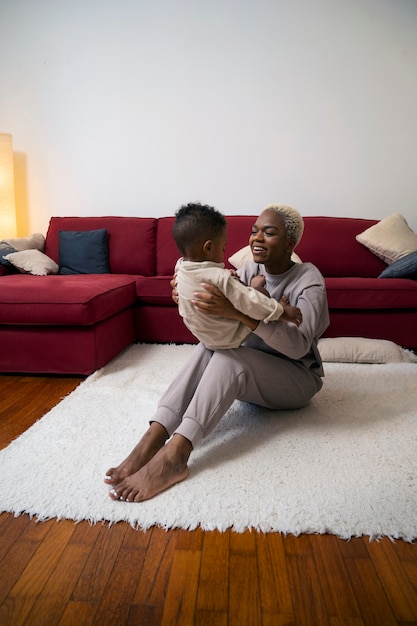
(0, 214), (416, 375)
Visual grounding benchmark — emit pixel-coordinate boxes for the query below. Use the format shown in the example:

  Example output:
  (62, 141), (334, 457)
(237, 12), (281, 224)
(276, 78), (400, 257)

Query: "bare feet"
(108, 434), (192, 502)
(104, 422), (169, 486)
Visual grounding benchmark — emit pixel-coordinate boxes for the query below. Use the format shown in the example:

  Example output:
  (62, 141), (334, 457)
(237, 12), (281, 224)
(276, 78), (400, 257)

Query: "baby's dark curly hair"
(172, 202), (226, 256)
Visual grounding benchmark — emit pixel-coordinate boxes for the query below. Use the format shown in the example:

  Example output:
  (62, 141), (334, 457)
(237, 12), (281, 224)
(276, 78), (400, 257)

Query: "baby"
(172, 202), (302, 350)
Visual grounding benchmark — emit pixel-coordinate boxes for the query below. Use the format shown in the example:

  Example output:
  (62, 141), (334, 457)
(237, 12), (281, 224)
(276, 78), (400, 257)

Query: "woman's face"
(249, 209), (295, 274)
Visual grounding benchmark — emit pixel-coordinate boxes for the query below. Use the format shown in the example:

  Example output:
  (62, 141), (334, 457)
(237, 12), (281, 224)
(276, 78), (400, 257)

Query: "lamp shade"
(0, 133), (17, 238)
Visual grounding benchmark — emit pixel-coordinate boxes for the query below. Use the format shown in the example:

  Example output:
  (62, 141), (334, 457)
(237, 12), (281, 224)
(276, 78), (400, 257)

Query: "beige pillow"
(229, 245), (302, 268)
(0, 233), (45, 252)
(356, 213), (417, 264)
(4, 249), (59, 276)
(317, 337), (416, 364)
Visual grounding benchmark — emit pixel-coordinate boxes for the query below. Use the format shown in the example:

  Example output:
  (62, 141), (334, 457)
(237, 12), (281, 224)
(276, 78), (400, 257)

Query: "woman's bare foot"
(108, 434), (192, 502)
(104, 422), (169, 486)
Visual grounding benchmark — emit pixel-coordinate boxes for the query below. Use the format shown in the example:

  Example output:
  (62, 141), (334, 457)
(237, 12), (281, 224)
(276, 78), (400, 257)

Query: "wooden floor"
(1, 375), (417, 626)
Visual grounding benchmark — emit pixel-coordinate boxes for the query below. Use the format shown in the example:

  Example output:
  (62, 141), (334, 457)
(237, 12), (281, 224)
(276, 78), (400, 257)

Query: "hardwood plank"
(69, 519), (103, 546)
(23, 541), (91, 626)
(365, 538), (417, 622)
(0, 514), (31, 562)
(91, 545), (147, 626)
(195, 530), (229, 613)
(283, 533), (312, 556)
(175, 526), (204, 550)
(195, 608), (228, 626)
(0, 375), (81, 450)
(261, 616), (297, 626)
(285, 538), (330, 626)
(312, 534), (362, 619)
(160, 549), (201, 626)
(132, 526), (176, 608)
(0, 511), (9, 529)
(58, 601), (98, 626)
(336, 537), (370, 560)
(389, 540), (417, 563)
(330, 617), (364, 626)
(256, 532), (294, 617)
(121, 524), (152, 550)
(402, 561), (417, 590)
(71, 522), (127, 603)
(126, 604), (164, 626)
(230, 527), (257, 554)
(229, 528), (261, 626)
(0, 520), (76, 625)
(344, 557), (398, 626)
(0, 518), (56, 605)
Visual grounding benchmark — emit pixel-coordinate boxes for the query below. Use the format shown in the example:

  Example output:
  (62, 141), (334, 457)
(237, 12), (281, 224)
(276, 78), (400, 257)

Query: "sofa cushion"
(0, 274), (136, 325)
(59, 229), (110, 275)
(378, 250), (417, 279)
(296, 217), (387, 277)
(45, 216), (157, 275)
(318, 337), (415, 363)
(4, 249), (59, 276)
(356, 213), (417, 264)
(325, 277), (417, 309)
(1, 233), (45, 251)
(135, 275), (174, 305)
(155, 217), (179, 276)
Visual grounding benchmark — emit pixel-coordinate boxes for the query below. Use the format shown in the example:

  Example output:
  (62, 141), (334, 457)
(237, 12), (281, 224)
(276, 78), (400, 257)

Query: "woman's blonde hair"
(264, 203), (304, 246)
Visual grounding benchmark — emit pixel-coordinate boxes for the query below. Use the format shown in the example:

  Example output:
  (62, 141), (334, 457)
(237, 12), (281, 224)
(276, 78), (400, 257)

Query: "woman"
(105, 204), (330, 502)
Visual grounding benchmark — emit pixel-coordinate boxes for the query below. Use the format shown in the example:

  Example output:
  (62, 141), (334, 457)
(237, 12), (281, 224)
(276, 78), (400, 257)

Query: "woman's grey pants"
(152, 343), (322, 448)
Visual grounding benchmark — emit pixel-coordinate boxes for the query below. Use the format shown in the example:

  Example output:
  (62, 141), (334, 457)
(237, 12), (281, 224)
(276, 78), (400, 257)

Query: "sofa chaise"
(0, 213), (416, 375)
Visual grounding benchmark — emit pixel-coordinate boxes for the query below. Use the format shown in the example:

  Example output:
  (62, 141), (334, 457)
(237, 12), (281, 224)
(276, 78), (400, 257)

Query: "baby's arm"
(249, 277), (302, 325)
(279, 296), (303, 327)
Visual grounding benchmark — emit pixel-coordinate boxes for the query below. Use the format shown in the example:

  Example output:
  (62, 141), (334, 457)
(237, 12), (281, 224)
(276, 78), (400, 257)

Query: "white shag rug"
(1, 343), (417, 540)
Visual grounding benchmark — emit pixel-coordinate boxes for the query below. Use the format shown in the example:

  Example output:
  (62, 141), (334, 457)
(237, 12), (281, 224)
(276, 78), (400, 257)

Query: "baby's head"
(173, 202), (227, 261)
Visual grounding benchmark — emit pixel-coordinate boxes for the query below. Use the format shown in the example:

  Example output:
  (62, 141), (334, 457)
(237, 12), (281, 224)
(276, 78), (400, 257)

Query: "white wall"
(1, 0), (417, 235)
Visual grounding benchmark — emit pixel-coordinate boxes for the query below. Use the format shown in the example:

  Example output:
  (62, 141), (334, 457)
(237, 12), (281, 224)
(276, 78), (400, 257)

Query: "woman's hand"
(191, 283), (237, 319)
(192, 282), (259, 331)
(170, 275), (179, 304)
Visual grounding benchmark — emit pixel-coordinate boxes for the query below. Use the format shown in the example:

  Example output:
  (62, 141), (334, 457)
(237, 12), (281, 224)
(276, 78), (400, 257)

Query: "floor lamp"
(0, 132), (17, 238)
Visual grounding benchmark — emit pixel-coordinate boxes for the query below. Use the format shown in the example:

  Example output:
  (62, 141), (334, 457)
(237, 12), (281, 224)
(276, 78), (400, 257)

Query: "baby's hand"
(251, 274), (269, 295)
(229, 269), (242, 282)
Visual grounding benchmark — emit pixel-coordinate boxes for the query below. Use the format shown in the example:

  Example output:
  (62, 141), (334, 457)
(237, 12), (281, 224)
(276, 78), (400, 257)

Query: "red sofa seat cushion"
(45, 216), (157, 276)
(325, 277), (417, 309)
(0, 274), (136, 325)
(135, 276), (417, 310)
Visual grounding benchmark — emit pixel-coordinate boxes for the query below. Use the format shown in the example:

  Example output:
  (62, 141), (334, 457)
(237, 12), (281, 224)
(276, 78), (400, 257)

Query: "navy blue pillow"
(0, 246), (18, 267)
(378, 250), (417, 279)
(59, 229), (110, 275)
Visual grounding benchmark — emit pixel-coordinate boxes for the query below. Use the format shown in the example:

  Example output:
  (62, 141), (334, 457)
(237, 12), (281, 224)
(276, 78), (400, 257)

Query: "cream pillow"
(0, 233), (45, 252)
(4, 249), (59, 276)
(356, 213), (417, 264)
(317, 337), (416, 364)
(229, 245), (302, 268)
